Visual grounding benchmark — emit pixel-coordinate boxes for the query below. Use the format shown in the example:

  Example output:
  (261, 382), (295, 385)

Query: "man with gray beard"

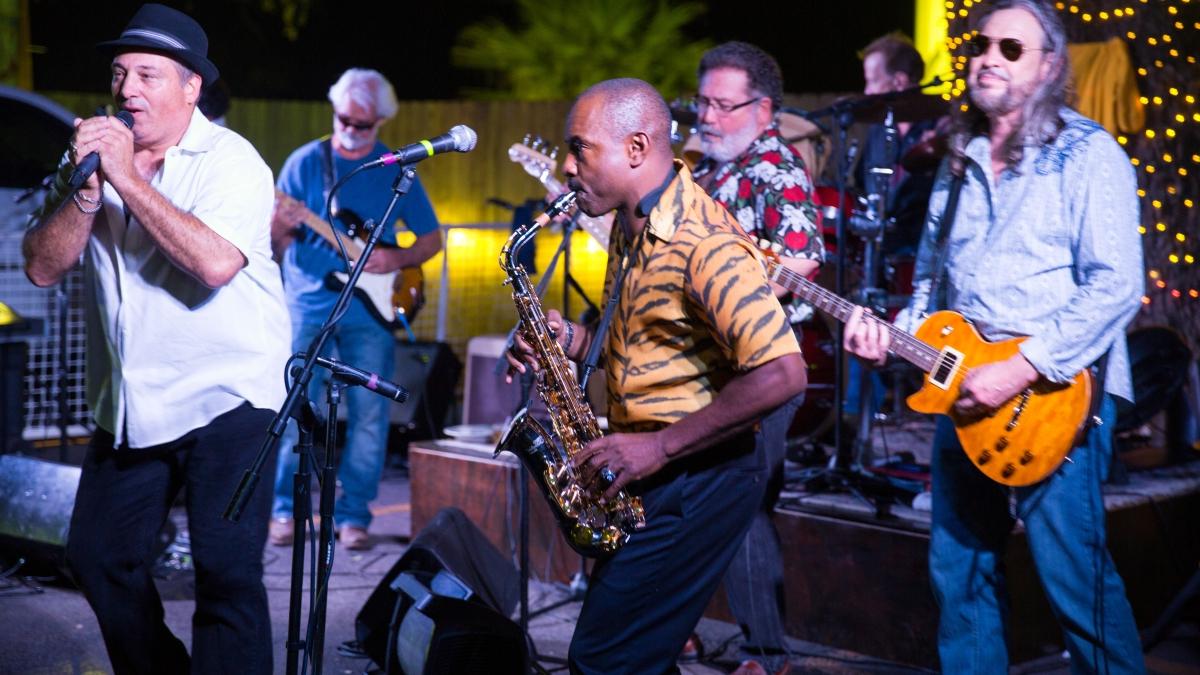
(689, 41), (825, 675)
(844, 1), (1144, 672)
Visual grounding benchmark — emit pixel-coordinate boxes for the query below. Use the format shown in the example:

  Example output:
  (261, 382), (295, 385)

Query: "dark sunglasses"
(336, 114), (377, 131)
(964, 34), (1048, 62)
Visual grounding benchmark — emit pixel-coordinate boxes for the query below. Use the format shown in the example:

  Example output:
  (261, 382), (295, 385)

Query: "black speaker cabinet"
(0, 454), (81, 569)
(356, 507), (522, 674)
(391, 341), (461, 439)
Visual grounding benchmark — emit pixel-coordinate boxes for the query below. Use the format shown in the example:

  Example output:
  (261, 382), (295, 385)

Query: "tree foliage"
(453, 0), (711, 101)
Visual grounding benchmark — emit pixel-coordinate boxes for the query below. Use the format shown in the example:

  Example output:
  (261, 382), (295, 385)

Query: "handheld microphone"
(295, 355), (410, 402)
(68, 109), (135, 191)
(363, 125), (478, 169)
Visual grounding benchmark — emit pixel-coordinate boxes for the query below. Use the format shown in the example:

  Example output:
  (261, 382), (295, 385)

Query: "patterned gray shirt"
(896, 108), (1144, 402)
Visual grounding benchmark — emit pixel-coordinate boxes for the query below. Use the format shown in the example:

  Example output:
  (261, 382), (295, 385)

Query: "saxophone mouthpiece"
(534, 191), (578, 228)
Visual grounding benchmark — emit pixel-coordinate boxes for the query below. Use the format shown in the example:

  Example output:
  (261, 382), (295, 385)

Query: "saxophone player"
(506, 78), (807, 675)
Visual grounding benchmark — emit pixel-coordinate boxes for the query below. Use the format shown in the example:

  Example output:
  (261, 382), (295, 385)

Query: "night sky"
(29, 0), (915, 99)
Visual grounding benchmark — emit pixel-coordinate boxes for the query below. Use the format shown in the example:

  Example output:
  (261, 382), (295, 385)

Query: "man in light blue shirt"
(844, 1), (1145, 672)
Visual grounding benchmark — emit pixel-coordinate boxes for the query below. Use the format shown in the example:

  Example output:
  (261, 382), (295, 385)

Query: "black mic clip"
(294, 353), (410, 403)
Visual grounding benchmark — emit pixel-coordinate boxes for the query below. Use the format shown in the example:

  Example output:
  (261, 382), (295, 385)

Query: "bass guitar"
(276, 190), (425, 329)
(507, 138), (613, 250)
(758, 242), (1094, 487)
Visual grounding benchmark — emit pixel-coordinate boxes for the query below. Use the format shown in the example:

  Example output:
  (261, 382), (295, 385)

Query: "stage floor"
(1, 448), (1198, 674)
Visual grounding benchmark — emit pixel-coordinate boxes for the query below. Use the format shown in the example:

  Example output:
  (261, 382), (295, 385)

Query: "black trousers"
(66, 403), (277, 675)
(569, 432), (765, 675)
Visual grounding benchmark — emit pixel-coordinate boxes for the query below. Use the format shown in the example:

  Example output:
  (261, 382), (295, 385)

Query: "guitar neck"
(768, 262), (939, 373)
(296, 208), (365, 259)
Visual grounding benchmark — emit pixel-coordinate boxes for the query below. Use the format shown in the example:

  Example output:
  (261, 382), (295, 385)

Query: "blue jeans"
(724, 393), (804, 672)
(929, 395), (1144, 674)
(272, 320), (395, 529)
(569, 433), (764, 675)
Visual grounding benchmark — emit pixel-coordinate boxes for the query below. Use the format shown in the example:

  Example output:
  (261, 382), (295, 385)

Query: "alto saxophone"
(495, 192), (645, 557)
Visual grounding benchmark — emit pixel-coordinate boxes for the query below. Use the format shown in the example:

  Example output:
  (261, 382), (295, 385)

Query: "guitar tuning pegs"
(771, 243), (784, 253)
(548, 147), (558, 161)
(757, 238), (770, 249)
(522, 133), (532, 146)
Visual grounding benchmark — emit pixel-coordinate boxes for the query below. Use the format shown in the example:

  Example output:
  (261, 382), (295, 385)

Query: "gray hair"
(574, 78), (672, 150)
(949, 0), (1071, 175)
(327, 68), (399, 120)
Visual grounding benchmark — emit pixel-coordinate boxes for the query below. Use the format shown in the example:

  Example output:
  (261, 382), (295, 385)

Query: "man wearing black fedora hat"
(23, 4), (288, 674)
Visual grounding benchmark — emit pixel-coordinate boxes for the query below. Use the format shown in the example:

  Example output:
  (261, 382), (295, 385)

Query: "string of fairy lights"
(937, 0), (1200, 305)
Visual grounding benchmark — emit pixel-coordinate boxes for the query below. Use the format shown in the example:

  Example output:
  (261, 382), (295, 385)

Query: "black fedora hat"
(97, 3), (219, 85)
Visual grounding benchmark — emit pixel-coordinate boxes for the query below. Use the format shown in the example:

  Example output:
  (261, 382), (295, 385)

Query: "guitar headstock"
(508, 135), (559, 185)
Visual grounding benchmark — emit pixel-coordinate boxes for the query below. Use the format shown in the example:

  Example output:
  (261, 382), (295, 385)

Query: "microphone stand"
(224, 163), (421, 675)
(797, 101), (897, 514)
(497, 213), (589, 668)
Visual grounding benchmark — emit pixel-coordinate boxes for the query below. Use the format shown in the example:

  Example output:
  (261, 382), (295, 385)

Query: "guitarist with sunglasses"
(844, 2), (1144, 672)
(268, 68), (442, 551)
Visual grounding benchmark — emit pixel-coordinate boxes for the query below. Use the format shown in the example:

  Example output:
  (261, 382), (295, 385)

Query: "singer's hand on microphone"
(72, 114), (137, 192)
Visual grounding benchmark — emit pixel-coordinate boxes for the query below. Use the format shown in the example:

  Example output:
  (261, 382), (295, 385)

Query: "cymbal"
(837, 91), (949, 125)
(900, 134), (948, 173)
(778, 111), (823, 142)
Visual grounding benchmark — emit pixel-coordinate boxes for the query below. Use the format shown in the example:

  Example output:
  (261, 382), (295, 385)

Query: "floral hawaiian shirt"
(693, 126), (825, 263)
(693, 126), (826, 321)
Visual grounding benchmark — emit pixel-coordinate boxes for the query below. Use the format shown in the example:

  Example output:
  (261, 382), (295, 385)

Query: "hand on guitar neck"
(843, 305), (1040, 416)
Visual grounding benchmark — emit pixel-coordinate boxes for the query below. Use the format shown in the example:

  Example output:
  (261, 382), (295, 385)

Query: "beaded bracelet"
(562, 321), (576, 352)
(72, 192), (102, 214)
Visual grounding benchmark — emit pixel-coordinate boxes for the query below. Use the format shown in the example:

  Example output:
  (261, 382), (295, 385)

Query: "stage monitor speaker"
(0, 454), (80, 568)
(356, 507), (522, 674)
(464, 334), (605, 426)
(390, 341), (461, 439)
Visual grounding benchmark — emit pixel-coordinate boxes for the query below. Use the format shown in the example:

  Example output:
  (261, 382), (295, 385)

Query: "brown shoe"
(677, 632), (703, 664)
(339, 525), (371, 551)
(268, 517), (294, 547)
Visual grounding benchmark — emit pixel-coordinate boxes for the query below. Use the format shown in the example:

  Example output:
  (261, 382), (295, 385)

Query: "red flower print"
(782, 185), (808, 203)
(785, 230), (809, 251)
(764, 206), (780, 228)
(761, 151), (782, 165)
(738, 179), (752, 199)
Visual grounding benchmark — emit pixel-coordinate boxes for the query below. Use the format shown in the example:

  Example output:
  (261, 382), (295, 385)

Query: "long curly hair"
(948, 0), (1072, 176)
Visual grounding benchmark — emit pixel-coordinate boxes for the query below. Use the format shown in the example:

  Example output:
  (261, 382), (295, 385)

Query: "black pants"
(569, 432), (765, 675)
(66, 403), (277, 675)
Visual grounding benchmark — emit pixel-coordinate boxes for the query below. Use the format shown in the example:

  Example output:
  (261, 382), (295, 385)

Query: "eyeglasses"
(964, 34), (1048, 62)
(336, 114), (378, 131)
(692, 95), (762, 115)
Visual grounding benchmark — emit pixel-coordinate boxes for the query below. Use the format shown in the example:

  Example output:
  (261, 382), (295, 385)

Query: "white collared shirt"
(81, 107), (291, 448)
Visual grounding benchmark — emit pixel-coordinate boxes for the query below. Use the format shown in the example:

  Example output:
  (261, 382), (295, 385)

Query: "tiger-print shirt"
(603, 161), (802, 433)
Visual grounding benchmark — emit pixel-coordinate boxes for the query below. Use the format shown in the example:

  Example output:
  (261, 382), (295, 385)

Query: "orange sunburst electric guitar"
(759, 242), (1096, 487)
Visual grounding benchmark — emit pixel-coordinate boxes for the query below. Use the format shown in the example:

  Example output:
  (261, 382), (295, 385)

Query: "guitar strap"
(318, 138), (340, 226)
(924, 171), (966, 316)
